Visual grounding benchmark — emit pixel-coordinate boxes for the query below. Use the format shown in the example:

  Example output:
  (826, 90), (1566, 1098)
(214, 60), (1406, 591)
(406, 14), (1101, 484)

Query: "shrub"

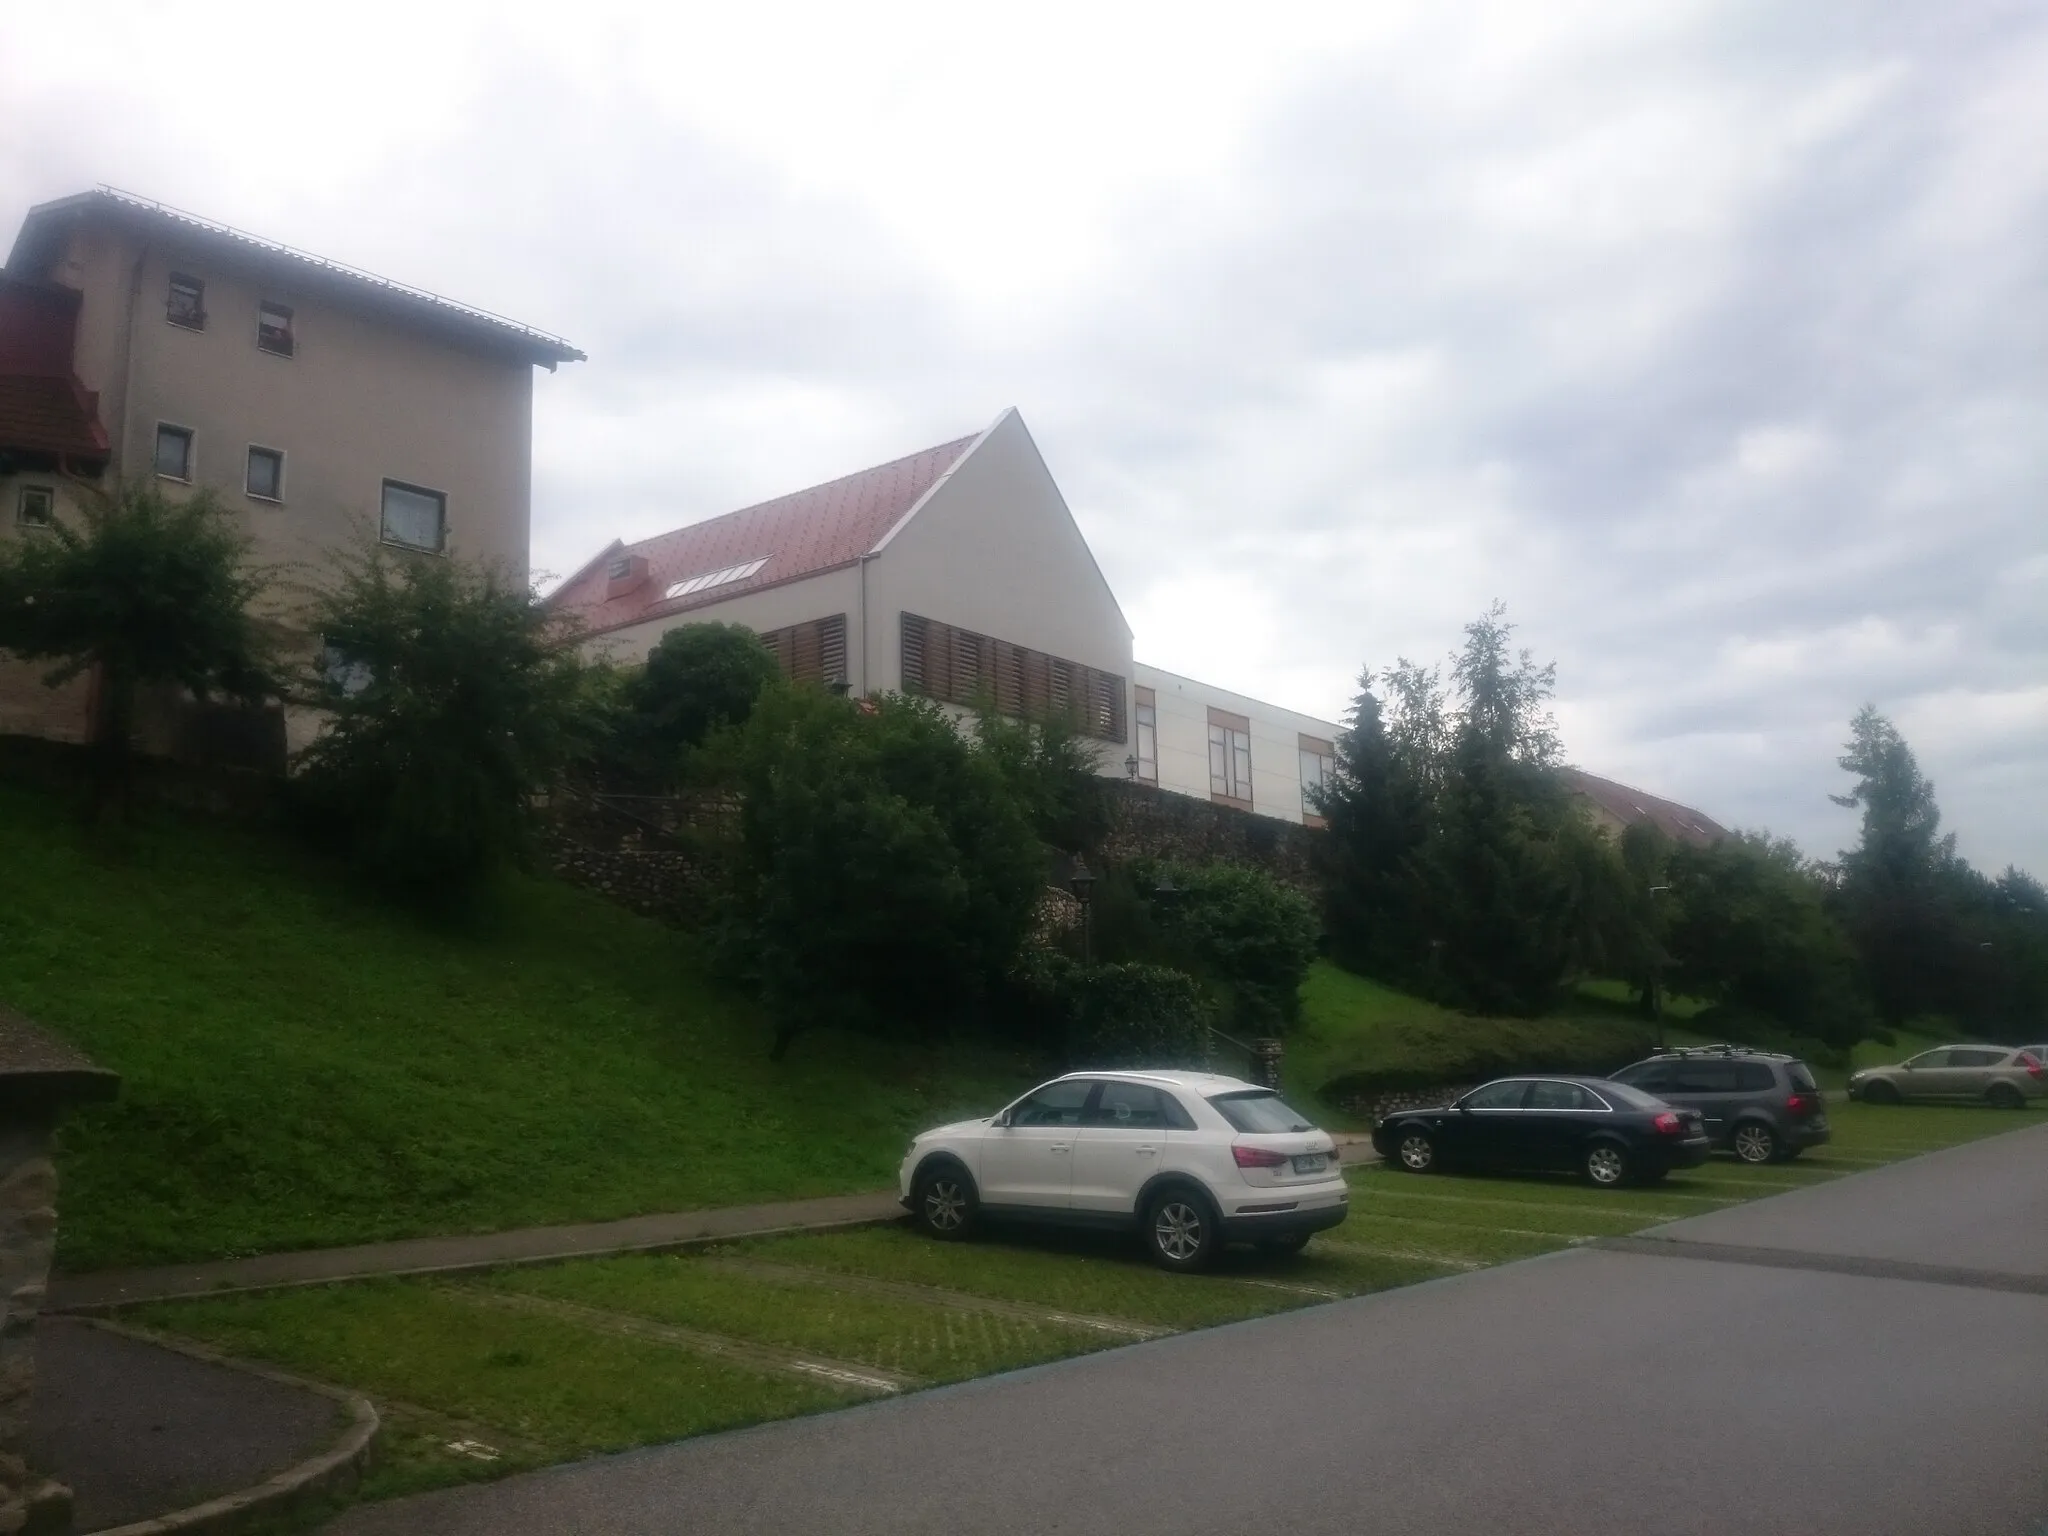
(1155, 862), (1320, 1034)
(599, 622), (782, 789)
(291, 548), (604, 899)
(1015, 952), (1212, 1069)
(1317, 1012), (1655, 1104)
(719, 686), (1046, 1057)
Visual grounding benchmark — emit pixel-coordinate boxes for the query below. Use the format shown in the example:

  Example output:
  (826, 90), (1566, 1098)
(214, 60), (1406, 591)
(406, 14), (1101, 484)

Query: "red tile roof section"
(0, 376), (109, 459)
(551, 432), (981, 637)
(0, 278), (108, 460)
(1559, 767), (1728, 847)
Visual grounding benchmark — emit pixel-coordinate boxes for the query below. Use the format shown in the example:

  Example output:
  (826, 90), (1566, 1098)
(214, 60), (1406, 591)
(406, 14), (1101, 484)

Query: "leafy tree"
(1451, 600), (1561, 766)
(292, 548), (603, 899)
(1662, 832), (1873, 1046)
(600, 622), (782, 789)
(0, 481), (273, 815)
(719, 685), (1046, 1057)
(971, 701), (1108, 852)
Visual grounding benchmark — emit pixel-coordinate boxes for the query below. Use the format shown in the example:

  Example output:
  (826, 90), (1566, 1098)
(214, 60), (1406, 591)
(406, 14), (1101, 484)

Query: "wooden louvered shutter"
(901, 614), (929, 695)
(819, 615), (847, 685)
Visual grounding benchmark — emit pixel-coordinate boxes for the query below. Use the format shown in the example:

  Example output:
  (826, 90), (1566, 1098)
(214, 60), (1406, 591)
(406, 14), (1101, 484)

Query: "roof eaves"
(864, 408), (1006, 556)
(15, 188), (585, 367)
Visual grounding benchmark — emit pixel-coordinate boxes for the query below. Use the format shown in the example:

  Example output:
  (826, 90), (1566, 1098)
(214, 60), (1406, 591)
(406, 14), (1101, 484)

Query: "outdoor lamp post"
(1068, 856), (1097, 964)
(1124, 753), (1139, 780)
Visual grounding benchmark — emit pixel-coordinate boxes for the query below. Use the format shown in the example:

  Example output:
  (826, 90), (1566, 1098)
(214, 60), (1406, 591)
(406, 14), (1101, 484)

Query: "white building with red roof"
(549, 407), (1346, 825)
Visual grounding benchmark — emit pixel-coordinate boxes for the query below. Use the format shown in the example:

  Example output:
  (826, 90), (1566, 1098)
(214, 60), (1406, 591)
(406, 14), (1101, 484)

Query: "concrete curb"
(70, 1317), (380, 1536)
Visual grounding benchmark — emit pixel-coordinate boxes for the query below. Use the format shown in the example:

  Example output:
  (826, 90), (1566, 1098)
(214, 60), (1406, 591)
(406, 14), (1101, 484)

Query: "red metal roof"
(1559, 767), (1728, 847)
(551, 430), (981, 637)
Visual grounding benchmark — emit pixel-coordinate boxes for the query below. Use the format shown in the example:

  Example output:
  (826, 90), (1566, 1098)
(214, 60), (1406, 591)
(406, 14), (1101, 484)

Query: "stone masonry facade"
(0, 1120), (60, 1536)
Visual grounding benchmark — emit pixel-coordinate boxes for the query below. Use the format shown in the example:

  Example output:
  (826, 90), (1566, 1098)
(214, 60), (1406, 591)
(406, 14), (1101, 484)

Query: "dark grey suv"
(1609, 1047), (1830, 1164)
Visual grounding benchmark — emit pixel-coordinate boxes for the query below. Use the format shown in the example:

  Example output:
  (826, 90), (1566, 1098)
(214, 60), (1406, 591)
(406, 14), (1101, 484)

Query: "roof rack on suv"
(1655, 1044), (1796, 1061)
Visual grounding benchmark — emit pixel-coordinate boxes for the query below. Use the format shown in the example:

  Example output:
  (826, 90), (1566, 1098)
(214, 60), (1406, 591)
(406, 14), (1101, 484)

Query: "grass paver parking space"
(738, 1227), (1317, 1331)
(114, 1098), (2025, 1522)
(482, 1252), (1126, 1382)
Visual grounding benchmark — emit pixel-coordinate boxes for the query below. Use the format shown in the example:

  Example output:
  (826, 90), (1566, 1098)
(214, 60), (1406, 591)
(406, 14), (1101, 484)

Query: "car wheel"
(912, 1163), (977, 1240)
(1145, 1187), (1219, 1272)
(1987, 1082), (2025, 1111)
(1256, 1232), (1312, 1257)
(1393, 1128), (1438, 1174)
(1584, 1143), (1630, 1187)
(1863, 1080), (1901, 1106)
(1732, 1123), (1778, 1165)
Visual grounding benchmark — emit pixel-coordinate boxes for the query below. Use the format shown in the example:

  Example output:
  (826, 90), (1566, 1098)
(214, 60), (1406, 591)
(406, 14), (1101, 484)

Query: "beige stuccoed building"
(0, 186), (582, 744)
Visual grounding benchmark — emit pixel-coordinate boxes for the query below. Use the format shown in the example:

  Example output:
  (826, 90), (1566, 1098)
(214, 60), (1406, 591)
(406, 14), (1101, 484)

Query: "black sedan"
(1371, 1076), (1710, 1187)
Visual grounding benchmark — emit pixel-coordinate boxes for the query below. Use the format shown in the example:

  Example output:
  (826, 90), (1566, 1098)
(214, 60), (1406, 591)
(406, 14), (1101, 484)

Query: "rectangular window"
(1299, 733), (1334, 827)
(257, 301), (295, 357)
(15, 485), (55, 528)
(246, 446), (284, 502)
(167, 273), (206, 329)
(1208, 708), (1252, 807)
(380, 480), (446, 551)
(154, 423), (194, 480)
(1134, 686), (1158, 783)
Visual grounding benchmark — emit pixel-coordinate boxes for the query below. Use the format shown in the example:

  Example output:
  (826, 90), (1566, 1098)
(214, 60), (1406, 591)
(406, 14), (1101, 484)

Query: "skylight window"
(665, 557), (767, 601)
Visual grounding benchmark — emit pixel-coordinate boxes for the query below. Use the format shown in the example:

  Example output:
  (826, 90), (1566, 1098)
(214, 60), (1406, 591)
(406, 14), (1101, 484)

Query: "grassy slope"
(0, 782), (1037, 1270)
(1289, 962), (1658, 1122)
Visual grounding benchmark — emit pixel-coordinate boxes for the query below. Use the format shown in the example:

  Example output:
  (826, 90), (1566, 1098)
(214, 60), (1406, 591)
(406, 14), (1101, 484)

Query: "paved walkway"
(54, 1143), (1383, 1313)
(324, 1120), (2048, 1536)
(30, 1318), (350, 1531)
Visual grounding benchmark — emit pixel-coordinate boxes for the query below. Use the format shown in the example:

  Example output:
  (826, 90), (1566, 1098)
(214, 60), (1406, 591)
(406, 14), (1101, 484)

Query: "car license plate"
(1811, 1117), (1829, 1131)
(1292, 1153), (1328, 1174)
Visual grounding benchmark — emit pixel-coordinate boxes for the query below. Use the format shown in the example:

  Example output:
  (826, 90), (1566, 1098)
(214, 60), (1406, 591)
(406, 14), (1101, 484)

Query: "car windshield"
(1208, 1090), (1314, 1133)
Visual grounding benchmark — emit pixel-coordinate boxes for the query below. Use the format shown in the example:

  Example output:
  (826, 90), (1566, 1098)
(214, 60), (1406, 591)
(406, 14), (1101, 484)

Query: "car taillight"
(1652, 1112), (1682, 1135)
(1232, 1145), (1290, 1168)
(1785, 1093), (1815, 1115)
(2022, 1054), (2043, 1078)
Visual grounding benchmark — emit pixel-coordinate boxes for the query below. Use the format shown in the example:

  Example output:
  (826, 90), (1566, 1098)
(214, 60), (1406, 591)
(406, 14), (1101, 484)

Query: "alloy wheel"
(1733, 1125), (1777, 1164)
(1586, 1145), (1627, 1186)
(1153, 1201), (1206, 1262)
(1397, 1133), (1435, 1172)
(922, 1178), (968, 1232)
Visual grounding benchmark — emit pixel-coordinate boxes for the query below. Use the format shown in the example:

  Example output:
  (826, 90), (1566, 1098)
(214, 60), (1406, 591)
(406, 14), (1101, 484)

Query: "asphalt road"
(330, 1120), (2048, 1536)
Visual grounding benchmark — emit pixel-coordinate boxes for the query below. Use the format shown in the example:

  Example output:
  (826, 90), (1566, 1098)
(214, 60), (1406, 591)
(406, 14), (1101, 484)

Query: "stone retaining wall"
(0, 1119), (62, 1535)
(1096, 780), (1322, 897)
(1333, 1083), (1475, 1127)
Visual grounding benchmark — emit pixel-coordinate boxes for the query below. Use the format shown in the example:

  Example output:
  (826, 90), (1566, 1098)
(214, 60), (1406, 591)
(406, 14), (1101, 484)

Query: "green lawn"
(0, 781), (1038, 1270)
(1291, 961), (1657, 1124)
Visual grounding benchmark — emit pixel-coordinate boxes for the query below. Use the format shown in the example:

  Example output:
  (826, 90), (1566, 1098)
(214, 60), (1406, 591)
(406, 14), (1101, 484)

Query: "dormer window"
(257, 301), (295, 357)
(167, 274), (205, 330)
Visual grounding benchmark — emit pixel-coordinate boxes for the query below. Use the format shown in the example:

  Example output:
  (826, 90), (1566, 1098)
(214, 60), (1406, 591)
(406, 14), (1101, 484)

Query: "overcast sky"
(5, 1), (2043, 874)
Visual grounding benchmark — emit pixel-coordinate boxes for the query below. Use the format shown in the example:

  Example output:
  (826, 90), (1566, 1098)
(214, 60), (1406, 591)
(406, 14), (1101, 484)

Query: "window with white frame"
(167, 273), (206, 329)
(154, 423), (194, 480)
(1134, 686), (1158, 782)
(257, 301), (296, 357)
(380, 480), (446, 552)
(246, 446), (284, 502)
(1208, 708), (1252, 806)
(1299, 734), (1335, 826)
(16, 486), (55, 528)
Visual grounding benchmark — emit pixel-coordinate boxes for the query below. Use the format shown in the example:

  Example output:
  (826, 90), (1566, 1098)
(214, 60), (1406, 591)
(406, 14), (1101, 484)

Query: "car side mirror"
(993, 1109), (1013, 1128)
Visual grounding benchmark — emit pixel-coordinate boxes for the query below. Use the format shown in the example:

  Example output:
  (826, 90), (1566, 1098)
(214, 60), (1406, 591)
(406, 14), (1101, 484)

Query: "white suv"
(897, 1070), (1348, 1271)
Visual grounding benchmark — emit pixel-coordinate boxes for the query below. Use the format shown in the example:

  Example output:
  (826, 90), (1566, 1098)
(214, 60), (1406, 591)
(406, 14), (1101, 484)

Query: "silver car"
(1848, 1045), (2045, 1109)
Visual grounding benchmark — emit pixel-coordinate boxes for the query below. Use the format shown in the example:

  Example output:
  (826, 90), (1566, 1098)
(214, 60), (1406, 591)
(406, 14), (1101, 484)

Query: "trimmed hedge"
(1319, 1012), (1656, 1103)
(1014, 951), (1213, 1069)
